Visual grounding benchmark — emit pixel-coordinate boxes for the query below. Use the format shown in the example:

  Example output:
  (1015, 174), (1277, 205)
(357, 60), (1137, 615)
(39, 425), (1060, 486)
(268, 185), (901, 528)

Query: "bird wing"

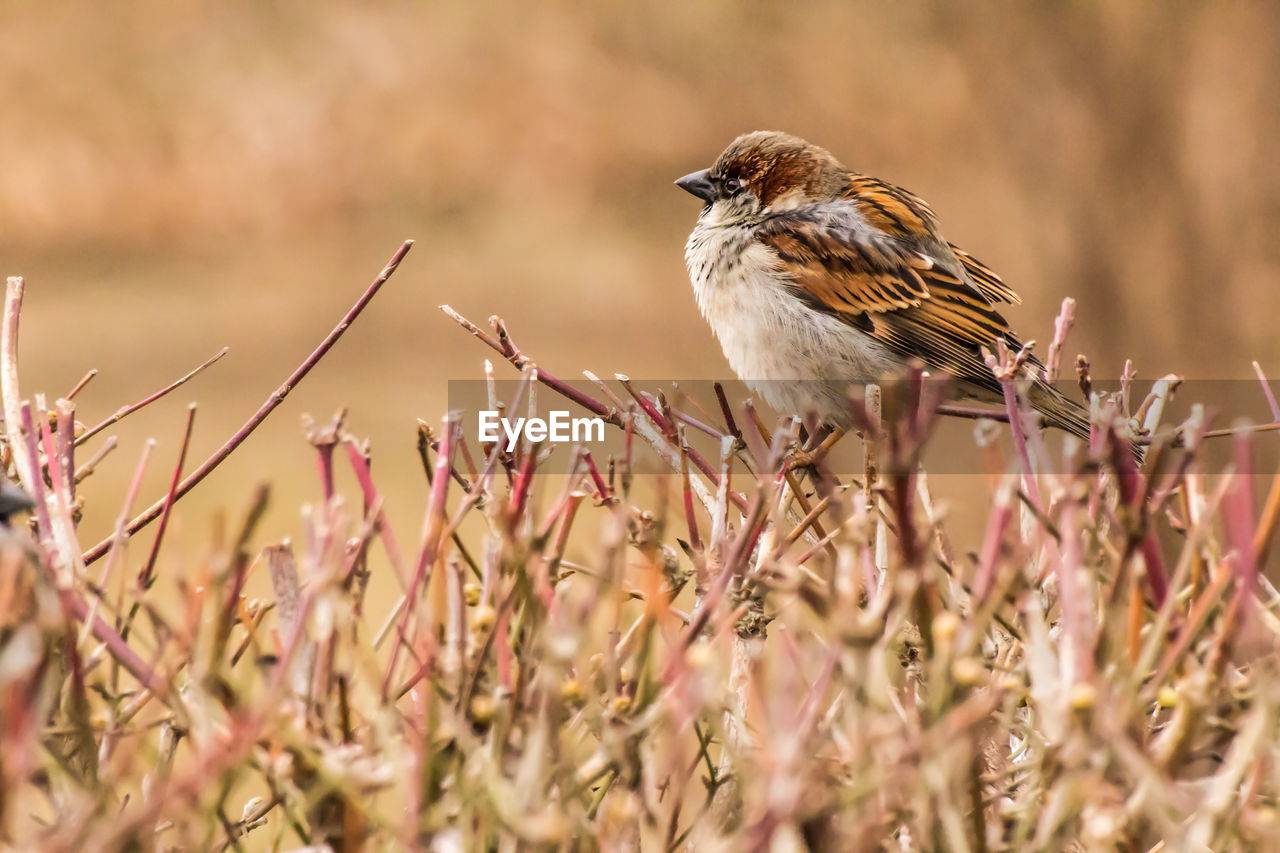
(837, 172), (1022, 306)
(756, 209), (936, 314)
(755, 192), (1030, 399)
(757, 175), (1093, 442)
(950, 244), (1021, 305)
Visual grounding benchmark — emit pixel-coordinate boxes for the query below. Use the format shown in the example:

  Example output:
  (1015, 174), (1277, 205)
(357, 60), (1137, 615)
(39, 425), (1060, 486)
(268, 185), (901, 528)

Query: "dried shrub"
(2, 248), (1279, 851)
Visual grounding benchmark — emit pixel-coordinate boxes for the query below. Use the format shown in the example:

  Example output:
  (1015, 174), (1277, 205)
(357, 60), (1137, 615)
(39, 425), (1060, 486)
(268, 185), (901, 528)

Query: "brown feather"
(950, 245), (1022, 305)
(754, 171), (1093, 440)
(842, 174), (938, 238)
(697, 131), (1115, 453)
(759, 217), (933, 314)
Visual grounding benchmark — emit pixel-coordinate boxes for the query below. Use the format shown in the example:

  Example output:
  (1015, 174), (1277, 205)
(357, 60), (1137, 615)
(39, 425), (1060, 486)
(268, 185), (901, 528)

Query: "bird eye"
(723, 177), (743, 195)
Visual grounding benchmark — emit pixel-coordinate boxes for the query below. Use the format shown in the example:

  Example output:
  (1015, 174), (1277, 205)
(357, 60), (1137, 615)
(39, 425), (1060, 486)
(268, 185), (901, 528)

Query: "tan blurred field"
(3, 2), (1279, 556)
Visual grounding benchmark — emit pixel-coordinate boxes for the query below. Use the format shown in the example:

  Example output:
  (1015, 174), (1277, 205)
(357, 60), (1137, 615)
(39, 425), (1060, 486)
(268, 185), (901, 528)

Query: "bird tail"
(1027, 382), (1145, 465)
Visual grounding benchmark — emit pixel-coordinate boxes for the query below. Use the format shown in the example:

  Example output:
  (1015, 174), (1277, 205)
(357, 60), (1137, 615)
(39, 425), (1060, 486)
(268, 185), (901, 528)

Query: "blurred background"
(2, 3), (1278, 559)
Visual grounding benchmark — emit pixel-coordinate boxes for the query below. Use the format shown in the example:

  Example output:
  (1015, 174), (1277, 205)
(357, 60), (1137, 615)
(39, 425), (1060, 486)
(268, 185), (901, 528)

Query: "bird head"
(675, 131), (847, 225)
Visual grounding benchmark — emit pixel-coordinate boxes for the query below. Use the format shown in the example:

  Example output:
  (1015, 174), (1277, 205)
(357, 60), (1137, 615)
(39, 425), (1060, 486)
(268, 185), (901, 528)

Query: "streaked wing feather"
(755, 174), (1093, 444)
(842, 175), (938, 237)
(756, 200), (1033, 398)
(950, 245), (1022, 305)
(760, 217), (933, 314)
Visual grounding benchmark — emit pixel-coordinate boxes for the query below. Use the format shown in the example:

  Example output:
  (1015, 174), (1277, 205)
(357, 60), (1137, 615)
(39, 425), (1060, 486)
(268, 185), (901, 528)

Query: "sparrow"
(676, 130), (1092, 445)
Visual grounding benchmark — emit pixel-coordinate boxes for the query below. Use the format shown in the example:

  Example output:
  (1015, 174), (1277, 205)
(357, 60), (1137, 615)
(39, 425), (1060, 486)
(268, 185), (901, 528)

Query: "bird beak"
(675, 168), (714, 202)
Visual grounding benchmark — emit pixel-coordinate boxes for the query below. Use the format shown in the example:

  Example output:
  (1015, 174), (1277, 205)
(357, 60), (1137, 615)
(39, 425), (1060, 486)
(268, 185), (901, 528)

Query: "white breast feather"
(684, 216), (901, 426)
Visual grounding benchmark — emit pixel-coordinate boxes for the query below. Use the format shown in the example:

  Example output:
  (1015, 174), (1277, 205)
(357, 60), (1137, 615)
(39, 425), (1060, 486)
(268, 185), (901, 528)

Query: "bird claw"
(787, 446), (820, 471)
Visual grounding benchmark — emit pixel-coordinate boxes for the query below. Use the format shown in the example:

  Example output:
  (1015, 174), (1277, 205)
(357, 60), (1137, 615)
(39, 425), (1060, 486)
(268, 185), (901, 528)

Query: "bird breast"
(684, 219), (901, 426)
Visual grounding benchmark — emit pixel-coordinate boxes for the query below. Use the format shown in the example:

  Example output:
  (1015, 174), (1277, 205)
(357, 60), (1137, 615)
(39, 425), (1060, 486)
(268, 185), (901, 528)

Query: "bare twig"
(1045, 297), (1075, 383)
(74, 434), (118, 483)
(75, 347), (228, 447)
(81, 240), (415, 565)
(3, 277), (31, 490)
(1253, 361), (1280, 422)
(65, 368), (98, 401)
(138, 404), (197, 588)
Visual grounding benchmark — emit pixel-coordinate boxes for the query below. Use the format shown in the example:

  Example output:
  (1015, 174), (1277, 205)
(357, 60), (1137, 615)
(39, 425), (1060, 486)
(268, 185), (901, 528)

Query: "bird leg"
(788, 427), (846, 472)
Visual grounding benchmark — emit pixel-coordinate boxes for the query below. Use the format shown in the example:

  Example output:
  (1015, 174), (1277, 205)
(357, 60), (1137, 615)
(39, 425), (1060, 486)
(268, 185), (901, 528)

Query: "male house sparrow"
(676, 130), (1091, 444)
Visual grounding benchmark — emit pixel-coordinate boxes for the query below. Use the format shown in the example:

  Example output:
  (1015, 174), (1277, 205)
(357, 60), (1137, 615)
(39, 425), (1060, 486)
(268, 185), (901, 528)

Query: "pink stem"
(81, 240), (414, 565)
(75, 347), (227, 447)
(1252, 362), (1280, 423)
(972, 480), (1015, 601)
(343, 438), (409, 592)
(582, 450), (610, 500)
(138, 404), (197, 588)
(384, 416), (457, 696)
